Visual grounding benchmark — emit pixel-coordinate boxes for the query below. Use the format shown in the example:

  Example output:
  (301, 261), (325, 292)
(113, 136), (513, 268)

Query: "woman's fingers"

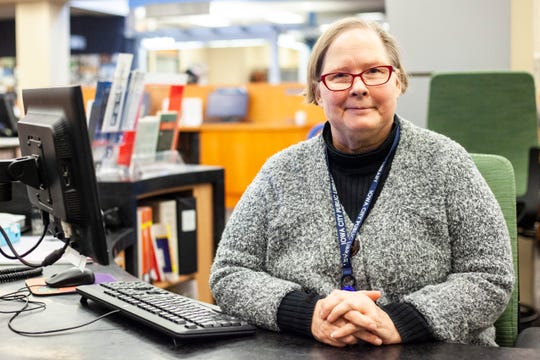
(329, 321), (383, 346)
(312, 301), (360, 347)
(313, 289), (397, 347)
(324, 291), (381, 323)
(353, 329), (384, 346)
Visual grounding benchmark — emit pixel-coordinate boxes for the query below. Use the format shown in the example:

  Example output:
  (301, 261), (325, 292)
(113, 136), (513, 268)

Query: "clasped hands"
(311, 290), (401, 347)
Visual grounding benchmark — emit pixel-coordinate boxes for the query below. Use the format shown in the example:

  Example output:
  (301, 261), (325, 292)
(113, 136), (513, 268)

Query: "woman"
(209, 17), (513, 347)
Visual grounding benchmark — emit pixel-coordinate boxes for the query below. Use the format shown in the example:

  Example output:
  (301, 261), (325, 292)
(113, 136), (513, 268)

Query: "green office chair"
(470, 153), (518, 347)
(427, 72), (540, 238)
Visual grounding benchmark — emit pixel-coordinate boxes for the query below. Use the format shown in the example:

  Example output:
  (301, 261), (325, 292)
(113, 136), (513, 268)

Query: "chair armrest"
(515, 326), (540, 348)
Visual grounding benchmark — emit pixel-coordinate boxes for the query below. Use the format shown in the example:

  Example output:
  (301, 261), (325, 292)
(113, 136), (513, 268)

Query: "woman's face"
(316, 28), (402, 154)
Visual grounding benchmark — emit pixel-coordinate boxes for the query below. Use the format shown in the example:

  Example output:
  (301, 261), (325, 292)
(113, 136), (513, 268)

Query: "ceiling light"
(140, 37), (176, 50)
(178, 14), (231, 28)
(134, 6), (146, 20)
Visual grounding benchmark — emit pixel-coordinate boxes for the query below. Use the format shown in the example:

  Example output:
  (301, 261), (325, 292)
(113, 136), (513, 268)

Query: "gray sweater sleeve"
(209, 163), (304, 331)
(397, 145), (514, 345)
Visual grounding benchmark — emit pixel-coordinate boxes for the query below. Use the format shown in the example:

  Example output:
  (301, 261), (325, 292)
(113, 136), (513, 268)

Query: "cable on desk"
(0, 286), (120, 336)
(0, 287), (45, 316)
(0, 266), (42, 283)
(0, 212), (70, 268)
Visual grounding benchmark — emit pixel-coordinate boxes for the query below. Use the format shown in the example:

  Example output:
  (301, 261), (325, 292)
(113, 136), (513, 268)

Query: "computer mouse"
(45, 267), (95, 288)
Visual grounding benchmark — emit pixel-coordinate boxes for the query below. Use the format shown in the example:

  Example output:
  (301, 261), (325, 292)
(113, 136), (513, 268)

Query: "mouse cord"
(2, 286), (120, 336)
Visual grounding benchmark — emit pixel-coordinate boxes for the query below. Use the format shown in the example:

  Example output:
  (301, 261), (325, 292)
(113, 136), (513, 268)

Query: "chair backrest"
(471, 153), (518, 347)
(427, 72), (538, 198)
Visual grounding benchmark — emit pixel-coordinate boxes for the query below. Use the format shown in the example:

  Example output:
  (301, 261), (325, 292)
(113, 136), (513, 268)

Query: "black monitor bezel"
(17, 85), (110, 265)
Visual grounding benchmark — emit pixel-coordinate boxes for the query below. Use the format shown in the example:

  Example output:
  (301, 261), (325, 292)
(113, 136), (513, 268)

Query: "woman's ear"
(315, 85), (322, 106)
(394, 76), (402, 98)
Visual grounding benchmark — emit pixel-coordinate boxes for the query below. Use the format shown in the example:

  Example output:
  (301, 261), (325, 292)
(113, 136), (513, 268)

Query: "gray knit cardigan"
(209, 116), (514, 346)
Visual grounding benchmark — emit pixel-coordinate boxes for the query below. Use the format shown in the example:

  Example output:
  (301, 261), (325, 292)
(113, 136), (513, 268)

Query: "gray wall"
(386, 0), (511, 127)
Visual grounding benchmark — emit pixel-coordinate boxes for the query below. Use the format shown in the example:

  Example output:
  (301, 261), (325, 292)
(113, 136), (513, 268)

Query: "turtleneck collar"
(323, 118), (398, 173)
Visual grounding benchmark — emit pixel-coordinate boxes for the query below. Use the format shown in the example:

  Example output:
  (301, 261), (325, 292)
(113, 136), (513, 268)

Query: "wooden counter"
(180, 123), (314, 208)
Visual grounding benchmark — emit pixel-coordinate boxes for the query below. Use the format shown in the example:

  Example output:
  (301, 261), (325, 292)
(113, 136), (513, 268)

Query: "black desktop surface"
(0, 264), (537, 360)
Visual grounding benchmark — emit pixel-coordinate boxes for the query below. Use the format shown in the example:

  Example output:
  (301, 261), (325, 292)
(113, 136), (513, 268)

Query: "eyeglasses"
(320, 65), (395, 91)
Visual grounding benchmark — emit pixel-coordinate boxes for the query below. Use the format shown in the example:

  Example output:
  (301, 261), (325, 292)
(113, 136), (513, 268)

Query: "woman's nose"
(350, 75), (368, 94)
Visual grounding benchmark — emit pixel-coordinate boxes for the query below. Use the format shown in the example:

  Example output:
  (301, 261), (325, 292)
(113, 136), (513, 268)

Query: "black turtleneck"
(322, 120), (397, 220)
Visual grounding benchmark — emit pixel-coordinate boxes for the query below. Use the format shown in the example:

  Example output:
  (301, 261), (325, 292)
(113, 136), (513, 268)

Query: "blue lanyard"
(326, 124), (401, 291)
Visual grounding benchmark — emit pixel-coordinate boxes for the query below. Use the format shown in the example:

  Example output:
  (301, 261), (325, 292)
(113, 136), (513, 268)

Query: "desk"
(0, 264), (537, 360)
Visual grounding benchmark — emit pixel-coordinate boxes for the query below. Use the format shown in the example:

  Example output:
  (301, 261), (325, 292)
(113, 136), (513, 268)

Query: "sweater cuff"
(381, 302), (434, 343)
(277, 290), (321, 338)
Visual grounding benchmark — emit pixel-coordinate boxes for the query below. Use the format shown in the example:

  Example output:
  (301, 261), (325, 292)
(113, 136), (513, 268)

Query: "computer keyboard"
(76, 281), (256, 340)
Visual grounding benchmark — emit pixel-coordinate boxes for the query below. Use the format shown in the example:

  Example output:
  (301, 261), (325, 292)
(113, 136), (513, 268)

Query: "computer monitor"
(16, 85), (110, 265)
(205, 87), (249, 123)
(0, 92), (19, 137)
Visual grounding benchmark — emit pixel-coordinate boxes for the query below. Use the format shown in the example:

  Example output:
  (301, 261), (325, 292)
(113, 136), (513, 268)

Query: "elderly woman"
(210, 17), (513, 347)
